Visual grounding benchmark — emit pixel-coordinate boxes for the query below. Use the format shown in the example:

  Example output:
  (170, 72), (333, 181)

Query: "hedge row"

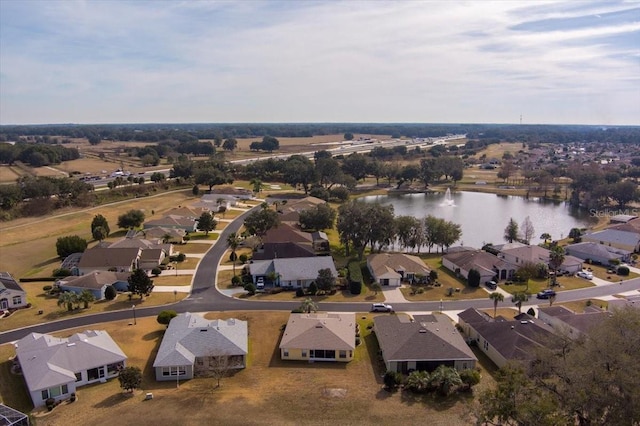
(348, 260), (363, 295)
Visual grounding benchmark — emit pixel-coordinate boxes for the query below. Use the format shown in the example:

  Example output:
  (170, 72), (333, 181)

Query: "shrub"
(383, 371), (403, 390)
(239, 254), (248, 264)
(467, 269), (481, 287)
(349, 280), (361, 295)
(46, 397), (56, 411)
(446, 287), (455, 297)
(104, 285), (117, 300)
(308, 282), (318, 295)
(151, 267), (162, 277)
(43, 285), (53, 292)
(231, 275), (241, 286)
(609, 258), (621, 266)
(55, 235), (88, 258)
(295, 288), (305, 297)
(459, 369), (481, 391)
(157, 310), (178, 325)
(244, 282), (256, 295)
(52, 268), (72, 278)
(617, 266), (630, 276)
(348, 260), (363, 284)
(429, 270), (438, 281)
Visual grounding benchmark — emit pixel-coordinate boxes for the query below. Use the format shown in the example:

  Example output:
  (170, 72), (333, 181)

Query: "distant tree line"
(0, 143), (80, 166)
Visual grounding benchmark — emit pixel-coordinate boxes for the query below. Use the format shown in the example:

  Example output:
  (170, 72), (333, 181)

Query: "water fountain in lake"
(441, 187), (455, 207)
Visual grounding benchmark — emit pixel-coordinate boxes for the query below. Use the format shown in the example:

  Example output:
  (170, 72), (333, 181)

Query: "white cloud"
(0, 0), (638, 124)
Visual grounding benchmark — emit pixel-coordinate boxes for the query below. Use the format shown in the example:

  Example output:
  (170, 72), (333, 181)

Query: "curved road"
(2, 207), (640, 344)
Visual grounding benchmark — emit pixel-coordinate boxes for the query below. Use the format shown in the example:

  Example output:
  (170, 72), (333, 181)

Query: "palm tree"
(512, 292), (528, 314)
(430, 365), (463, 396)
(57, 291), (78, 312)
(161, 233), (172, 244)
(250, 178), (263, 194)
(226, 232), (241, 276)
(548, 246), (565, 286)
(489, 292), (504, 318)
(78, 289), (96, 309)
(299, 297), (318, 314)
(371, 282), (382, 296)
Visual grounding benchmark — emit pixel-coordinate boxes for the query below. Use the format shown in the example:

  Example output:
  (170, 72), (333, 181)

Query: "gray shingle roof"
(249, 257), (337, 282)
(279, 313), (355, 351)
(584, 229), (640, 247)
(374, 314), (476, 363)
(0, 272), (24, 293)
(78, 247), (141, 269)
(57, 271), (129, 290)
(16, 330), (127, 391)
(153, 312), (248, 368)
(459, 308), (558, 362)
(367, 253), (430, 279)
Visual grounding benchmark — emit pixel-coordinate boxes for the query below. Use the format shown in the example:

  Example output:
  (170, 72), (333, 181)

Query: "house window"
(75, 372), (82, 382)
(62, 384), (68, 394)
(41, 390), (49, 400)
(87, 366), (105, 381)
(107, 362), (123, 375)
(283, 349), (289, 357)
(301, 350), (307, 357)
(50, 387), (62, 398)
(12, 296), (21, 305)
(339, 350), (347, 359)
(483, 340), (489, 351)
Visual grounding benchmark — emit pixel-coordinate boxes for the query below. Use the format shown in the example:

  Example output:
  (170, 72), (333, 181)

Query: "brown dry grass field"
(0, 189), (197, 278)
(151, 275), (193, 287)
(0, 165), (25, 183)
(0, 311), (495, 426)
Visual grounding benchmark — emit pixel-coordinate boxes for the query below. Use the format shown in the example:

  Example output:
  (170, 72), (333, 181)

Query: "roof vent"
(200, 329), (207, 332)
(419, 329), (427, 333)
(520, 321), (528, 324)
(315, 325), (323, 328)
(511, 326), (515, 329)
(67, 343), (76, 347)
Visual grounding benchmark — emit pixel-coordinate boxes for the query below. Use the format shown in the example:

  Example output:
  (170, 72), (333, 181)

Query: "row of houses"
(19, 299), (634, 409)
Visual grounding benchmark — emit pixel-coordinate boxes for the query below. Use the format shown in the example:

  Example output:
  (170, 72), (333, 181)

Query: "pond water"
(361, 191), (597, 249)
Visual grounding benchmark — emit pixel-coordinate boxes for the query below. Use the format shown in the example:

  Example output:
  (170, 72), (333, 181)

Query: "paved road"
(2, 209), (640, 344)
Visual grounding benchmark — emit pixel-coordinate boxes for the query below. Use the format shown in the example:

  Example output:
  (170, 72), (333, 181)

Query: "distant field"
(0, 165), (23, 183)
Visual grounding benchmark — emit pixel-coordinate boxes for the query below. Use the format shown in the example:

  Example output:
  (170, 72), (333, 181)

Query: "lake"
(361, 191), (597, 249)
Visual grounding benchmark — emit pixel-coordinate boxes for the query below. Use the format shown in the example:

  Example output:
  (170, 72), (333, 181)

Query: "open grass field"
(400, 283), (487, 301)
(0, 283), (186, 333)
(0, 165), (26, 183)
(175, 243), (212, 254)
(0, 189), (197, 278)
(151, 275), (193, 287)
(0, 310), (495, 426)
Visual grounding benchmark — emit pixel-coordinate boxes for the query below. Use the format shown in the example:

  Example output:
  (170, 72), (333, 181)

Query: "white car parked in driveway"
(576, 270), (593, 280)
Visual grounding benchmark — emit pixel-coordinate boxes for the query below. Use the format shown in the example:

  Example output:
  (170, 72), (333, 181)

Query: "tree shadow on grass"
(93, 391), (132, 408)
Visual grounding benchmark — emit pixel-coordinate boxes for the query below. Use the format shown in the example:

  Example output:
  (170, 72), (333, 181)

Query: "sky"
(0, 1), (638, 126)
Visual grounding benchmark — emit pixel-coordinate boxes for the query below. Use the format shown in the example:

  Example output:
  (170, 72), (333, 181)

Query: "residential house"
(77, 247), (141, 275)
(196, 187), (254, 210)
(367, 253), (431, 287)
(249, 256), (338, 288)
(582, 229), (640, 252)
(0, 404), (29, 426)
(143, 215), (198, 232)
(279, 313), (355, 362)
(55, 271), (130, 300)
(457, 308), (558, 368)
(0, 272), (28, 310)
(153, 312), (248, 381)
(374, 314), (477, 373)
(104, 237), (173, 270)
(538, 305), (609, 339)
(442, 250), (515, 282)
(498, 245), (583, 273)
(15, 330), (127, 407)
(275, 196), (327, 223)
(252, 223), (328, 261)
(607, 294), (640, 311)
(564, 241), (632, 265)
(140, 227), (185, 244)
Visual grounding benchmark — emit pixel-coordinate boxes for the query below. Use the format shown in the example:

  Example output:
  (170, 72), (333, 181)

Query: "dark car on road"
(536, 289), (557, 299)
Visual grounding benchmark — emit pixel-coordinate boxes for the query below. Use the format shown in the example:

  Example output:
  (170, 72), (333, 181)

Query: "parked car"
(256, 277), (265, 289)
(371, 303), (393, 312)
(576, 270), (593, 280)
(485, 280), (497, 290)
(536, 289), (557, 299)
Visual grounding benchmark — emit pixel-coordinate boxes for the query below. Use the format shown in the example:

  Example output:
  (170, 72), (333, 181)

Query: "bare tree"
(202, 351), (234, 389)
(521, 216), (535, 245)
